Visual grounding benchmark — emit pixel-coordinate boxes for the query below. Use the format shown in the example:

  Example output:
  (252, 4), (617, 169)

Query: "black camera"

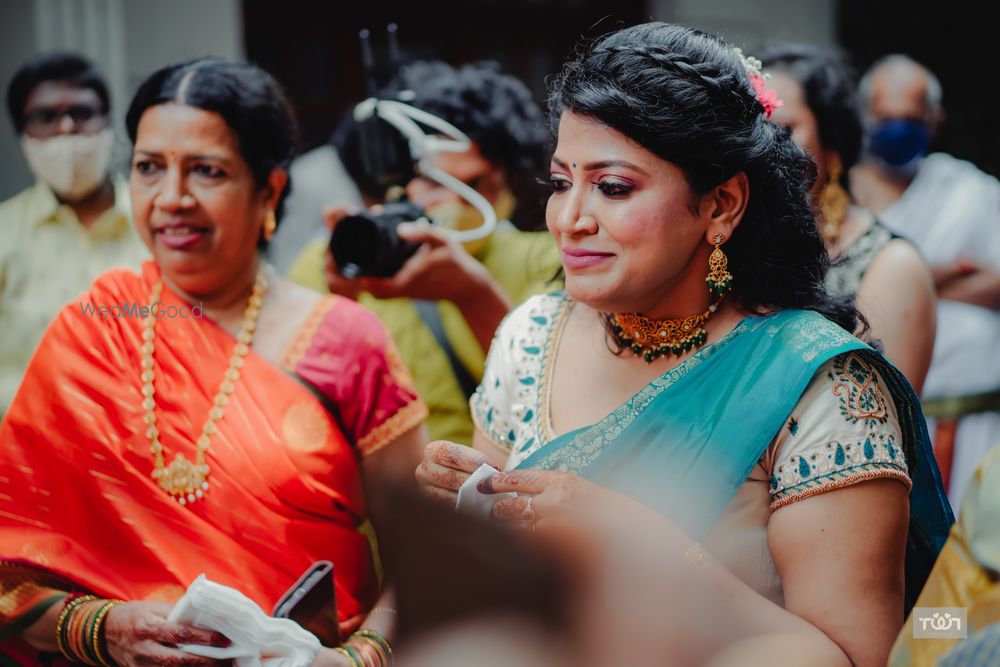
(330, 200), (426, 278)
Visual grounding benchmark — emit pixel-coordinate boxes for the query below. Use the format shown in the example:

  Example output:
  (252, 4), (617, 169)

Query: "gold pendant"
(153, 452), (209, 505)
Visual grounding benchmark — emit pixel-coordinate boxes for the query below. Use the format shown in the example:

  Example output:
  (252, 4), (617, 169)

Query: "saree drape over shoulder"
(0, 262), (426, 663)
(473, 293), (953, 613)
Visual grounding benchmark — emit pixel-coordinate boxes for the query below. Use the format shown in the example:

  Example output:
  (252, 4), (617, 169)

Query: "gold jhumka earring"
(705, 233), (733, 296)
(818, 162), (850, 245)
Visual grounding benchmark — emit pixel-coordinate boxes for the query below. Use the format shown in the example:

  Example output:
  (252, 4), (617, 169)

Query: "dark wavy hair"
(125, 58), (299, 246)
(400, 60), (548, 174)
(549, 22), (862, 333)
(335, 59), (548, 227)
(758, 43), (863, 186)
(7, 52), (110, 133)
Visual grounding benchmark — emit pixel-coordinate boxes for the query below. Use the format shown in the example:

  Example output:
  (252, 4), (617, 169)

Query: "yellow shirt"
(288, 225), (561, 444)
(0, 177), (148, 414)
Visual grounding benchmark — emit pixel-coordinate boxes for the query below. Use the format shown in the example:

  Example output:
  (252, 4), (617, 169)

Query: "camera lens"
(330, 201), (425, 277)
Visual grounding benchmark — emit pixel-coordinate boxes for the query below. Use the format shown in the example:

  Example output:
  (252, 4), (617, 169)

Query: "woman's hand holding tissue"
(415, 440), (500, 504)
(105, 601), (230, 666)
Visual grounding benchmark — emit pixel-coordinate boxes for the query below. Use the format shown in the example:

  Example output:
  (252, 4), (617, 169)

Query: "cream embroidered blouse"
(470, 293), (912, 605)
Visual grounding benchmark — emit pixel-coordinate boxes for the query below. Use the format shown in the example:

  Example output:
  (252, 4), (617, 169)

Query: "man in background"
(289, 60), (559, 445)
(0, 53), (146, 415)
(852, 54), (1000, 508)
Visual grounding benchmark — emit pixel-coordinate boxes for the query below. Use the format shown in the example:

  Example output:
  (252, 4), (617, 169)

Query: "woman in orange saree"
(0, 58), (426, 666)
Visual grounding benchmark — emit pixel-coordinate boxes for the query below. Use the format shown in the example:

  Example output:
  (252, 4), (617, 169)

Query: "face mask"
(428, 189), (516, 255)
(865, 118), (930, 178)
(21, 128), (114, 201)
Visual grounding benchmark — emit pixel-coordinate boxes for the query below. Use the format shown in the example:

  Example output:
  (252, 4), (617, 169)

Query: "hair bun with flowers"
(733, 47), (783, 119)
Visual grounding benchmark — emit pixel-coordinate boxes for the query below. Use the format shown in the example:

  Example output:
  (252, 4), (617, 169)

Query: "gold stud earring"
(263, 210), (277, 241)
(705, 233), (733, 296)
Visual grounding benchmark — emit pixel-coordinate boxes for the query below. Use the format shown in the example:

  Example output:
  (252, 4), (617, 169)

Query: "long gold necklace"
(142, 270), (266, 505)
(608, 299), (721, 363)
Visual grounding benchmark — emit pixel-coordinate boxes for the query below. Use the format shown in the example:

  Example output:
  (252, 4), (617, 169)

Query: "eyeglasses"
(23, 104), (108, 137)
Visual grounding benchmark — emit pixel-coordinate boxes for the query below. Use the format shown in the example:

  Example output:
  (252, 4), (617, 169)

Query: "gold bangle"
(78, 599), (105, 664)
(92, 600), (123, 667)
(350, 627), (392, 666)
(347, 636), (387, 667)
(55, 595), (97, 661)
(67, 600), (91, 662)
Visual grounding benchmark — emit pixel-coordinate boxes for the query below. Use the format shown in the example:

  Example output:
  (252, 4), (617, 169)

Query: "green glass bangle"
(349, 635), (384, 667)
(334, 645), (363, 667)
(81, 602), (103, 664)
(91, 600), (120, 667)
(354, 628), (392, 658)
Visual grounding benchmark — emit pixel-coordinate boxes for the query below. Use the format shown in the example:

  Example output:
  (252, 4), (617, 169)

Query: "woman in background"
(760, 44), (936, 393)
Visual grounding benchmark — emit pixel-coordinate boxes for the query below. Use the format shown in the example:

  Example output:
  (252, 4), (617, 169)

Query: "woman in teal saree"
(416, 22), (952, 667)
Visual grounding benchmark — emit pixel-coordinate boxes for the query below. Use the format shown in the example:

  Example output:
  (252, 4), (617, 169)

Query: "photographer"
(289, 60), (559, 445)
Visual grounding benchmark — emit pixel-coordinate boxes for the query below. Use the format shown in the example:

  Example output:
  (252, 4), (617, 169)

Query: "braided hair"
(549, 23), (863, 333)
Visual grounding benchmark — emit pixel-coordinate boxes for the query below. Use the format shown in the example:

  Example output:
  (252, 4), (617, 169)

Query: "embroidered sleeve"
(470, 294), (554, 453)
(767, 352), (912, 511)
(353, 334), (429, 456)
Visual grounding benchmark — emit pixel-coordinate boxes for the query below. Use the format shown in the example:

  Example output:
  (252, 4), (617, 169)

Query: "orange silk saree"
(0, 262), (426, 663)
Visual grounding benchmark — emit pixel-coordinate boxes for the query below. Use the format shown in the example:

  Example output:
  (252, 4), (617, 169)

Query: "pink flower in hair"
(749, 73), (783, 119)
(733, 48), (784, 119)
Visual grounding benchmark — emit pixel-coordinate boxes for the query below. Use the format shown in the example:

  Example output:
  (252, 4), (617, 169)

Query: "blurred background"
(0, 0), (991, 200)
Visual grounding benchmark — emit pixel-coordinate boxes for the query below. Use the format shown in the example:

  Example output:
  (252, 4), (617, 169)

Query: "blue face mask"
(865, 118), (930, 177)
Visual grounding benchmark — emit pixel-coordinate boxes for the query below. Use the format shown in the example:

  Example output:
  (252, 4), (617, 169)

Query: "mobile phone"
(273, 560), (339, 646)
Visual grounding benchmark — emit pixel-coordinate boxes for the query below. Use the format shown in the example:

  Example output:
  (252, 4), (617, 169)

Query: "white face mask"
(427, 189), (517, 255)
(21, 128), (114, 202)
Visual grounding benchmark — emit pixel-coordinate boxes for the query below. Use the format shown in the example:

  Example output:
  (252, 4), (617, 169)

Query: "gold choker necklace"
(608, 300), (721, 363)
(142, 270), (267, 505)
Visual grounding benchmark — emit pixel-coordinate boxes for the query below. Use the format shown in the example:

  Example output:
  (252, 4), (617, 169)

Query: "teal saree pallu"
(518, 309), (952, 612)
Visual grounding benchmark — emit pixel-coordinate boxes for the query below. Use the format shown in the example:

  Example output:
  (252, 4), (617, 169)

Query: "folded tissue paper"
(455, 463), (517, 518)
(167, 574), (321, 667)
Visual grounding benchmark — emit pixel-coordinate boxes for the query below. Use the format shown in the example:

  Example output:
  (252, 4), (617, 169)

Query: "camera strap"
(413, 300), (479, 400)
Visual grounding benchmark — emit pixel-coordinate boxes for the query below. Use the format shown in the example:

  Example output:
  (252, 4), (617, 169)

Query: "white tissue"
(455, 463), (517, 518)
(167, 574), (321, 667)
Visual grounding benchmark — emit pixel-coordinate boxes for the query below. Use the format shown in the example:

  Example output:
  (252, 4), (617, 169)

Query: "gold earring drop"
(705, 234), (733, 296)
(263, 210), (277, 241)
(818, 163), (850, 245)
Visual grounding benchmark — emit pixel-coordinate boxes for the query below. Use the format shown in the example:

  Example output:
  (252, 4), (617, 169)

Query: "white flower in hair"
(733, 47), (768, 80)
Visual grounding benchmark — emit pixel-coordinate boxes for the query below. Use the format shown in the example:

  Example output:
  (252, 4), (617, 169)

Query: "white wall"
(650, 0), (836, 51)
(0, 0), (41, 198)
(0, 0), (244, 200)
(123, 0), (244, 95)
